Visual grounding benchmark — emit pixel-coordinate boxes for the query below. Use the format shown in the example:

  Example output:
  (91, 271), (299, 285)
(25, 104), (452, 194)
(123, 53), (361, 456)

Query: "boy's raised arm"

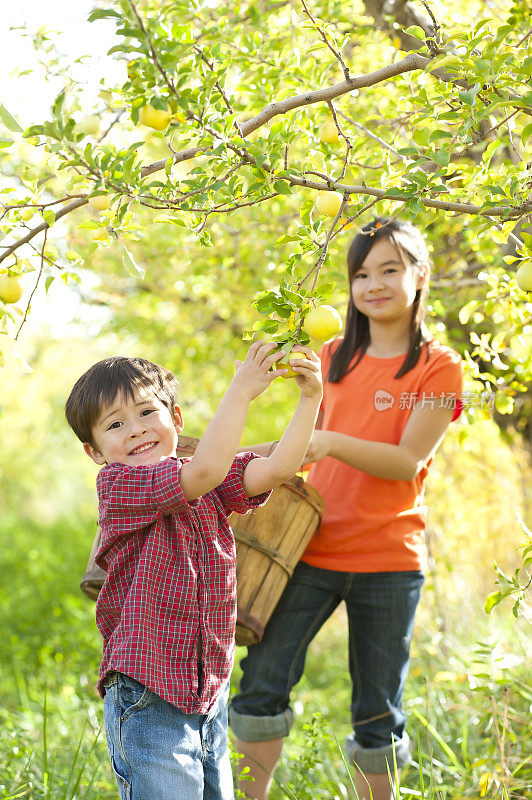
(178, 341), (286, 501)
(242, 347), (322, 498)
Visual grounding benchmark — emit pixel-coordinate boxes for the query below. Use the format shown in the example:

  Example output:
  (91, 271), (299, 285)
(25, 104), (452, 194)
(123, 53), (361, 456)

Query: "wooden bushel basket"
(80, 436), (325, 646)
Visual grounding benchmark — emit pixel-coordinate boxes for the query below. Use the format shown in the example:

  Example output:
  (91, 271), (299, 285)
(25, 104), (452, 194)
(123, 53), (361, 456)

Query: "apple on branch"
(0, 273), (23, 304)
(319, 119), (340, 143)
(516, 262), (532, 292)
(88, 194), (112, 211)
(138, 103), (172, 131)
(303, 305), (342, 341)
(315, 191), (343, 217)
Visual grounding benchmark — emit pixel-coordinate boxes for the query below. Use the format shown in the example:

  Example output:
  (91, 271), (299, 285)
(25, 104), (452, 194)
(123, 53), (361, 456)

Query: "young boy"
(65, 340), (322, 800)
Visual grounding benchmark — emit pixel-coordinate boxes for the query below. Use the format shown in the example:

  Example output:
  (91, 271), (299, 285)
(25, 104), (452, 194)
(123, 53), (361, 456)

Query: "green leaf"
(52, 90), (66, 120)
(315, 282), (335, 300)
(254, 319), (280, 333)
(431, 150), (450, 167)
(280, 287), (302, 304)
(172, 23), (194, 44)
(427, 54), (463, 72)
(521, 122), (532, 147)
(429, 130), (453, 143)
(121, 244), (145, 279)
(484, 591), (502, 614)
(0, 104), (22, 133)
(76, 219), (100, 231)
(255, 298), (275, 314)
(273, 180), (292, 195)
(88, 9), (122, 21)
(404, 26), (426, 41)
(459, 84), (481, 106)
(43, 209), (55, 228)
(273, 302), (293, 318)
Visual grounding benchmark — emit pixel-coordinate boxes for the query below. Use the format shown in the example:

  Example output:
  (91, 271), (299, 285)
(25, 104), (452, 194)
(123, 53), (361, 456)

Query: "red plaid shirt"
(94, 452), (271, 714)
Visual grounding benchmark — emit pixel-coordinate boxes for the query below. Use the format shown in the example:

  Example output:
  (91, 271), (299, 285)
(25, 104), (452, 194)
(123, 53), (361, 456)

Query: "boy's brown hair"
(65, 356), (180, 447)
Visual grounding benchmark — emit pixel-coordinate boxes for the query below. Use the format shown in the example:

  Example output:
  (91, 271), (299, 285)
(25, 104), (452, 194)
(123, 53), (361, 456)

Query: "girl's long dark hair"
(328, 217), (432, 383)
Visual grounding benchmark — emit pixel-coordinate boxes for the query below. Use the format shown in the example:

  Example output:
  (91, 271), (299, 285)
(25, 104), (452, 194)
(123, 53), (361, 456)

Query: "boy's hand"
(232, 340), (287, 400)
(287, 346), (322, 399)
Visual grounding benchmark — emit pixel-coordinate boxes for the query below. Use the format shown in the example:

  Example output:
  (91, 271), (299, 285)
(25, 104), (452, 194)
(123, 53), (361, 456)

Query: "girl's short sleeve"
(418, 346), (464, 420)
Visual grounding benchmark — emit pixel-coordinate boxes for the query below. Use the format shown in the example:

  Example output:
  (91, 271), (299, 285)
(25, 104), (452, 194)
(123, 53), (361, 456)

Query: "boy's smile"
(84, 390), (183, 467)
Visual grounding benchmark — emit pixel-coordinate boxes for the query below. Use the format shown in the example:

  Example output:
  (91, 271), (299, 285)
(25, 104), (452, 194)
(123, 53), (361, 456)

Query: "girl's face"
(350, 237), (427, 323)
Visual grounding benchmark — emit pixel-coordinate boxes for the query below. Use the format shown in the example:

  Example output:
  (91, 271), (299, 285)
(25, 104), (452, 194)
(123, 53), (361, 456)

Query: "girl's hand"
(289, 346), (323, 399)
(302, 429), (331, 464)
(232, 340), (286, 400)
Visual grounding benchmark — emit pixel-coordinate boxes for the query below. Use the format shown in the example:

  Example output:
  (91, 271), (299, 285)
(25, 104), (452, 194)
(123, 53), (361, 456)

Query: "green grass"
(1, 515), (530, 799)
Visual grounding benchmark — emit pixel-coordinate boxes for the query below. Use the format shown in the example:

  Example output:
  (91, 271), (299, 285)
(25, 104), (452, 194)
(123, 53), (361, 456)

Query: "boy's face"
(83, 389), (183, 467)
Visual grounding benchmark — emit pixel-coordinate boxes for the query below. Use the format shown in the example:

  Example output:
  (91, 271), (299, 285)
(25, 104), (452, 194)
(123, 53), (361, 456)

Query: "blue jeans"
(229, 562), (424, 774)
(103, 672), (234, 800)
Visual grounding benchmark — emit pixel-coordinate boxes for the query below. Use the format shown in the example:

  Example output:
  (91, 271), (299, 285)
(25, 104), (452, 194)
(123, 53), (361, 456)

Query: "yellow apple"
(315, 191), (343, 217)
(303, 305), (343, 341)
(319, 119), (339, 143)
(139, 103), (171, 131)
(88, 194), (111, 211)
(516, 262), (532, 292)
(0, 274), (23, 304)
(276, 352), (311, 379)
(77, 115), (100, 136)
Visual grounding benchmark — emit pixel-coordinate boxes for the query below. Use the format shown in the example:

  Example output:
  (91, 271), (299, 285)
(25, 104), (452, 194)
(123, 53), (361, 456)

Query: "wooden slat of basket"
(233, 478), (324, 643)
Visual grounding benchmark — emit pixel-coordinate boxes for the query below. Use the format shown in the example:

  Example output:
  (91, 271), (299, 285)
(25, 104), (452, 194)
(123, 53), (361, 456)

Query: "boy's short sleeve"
(215, 452), (272, 516)
(97, 458), (196, 533)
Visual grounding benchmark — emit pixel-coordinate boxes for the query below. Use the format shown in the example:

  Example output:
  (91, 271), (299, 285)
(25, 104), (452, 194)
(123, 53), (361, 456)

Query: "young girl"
(228, 218), (463, 800)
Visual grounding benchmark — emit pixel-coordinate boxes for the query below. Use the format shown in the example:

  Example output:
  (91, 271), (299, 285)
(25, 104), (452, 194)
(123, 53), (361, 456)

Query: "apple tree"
(0, 0), (531, 446)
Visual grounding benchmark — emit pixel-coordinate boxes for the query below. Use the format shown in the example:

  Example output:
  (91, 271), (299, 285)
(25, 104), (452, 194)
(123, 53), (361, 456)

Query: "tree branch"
(0, 198), (88, 266)
(286, 174), (531, 220)
(239, 53), (428, 136)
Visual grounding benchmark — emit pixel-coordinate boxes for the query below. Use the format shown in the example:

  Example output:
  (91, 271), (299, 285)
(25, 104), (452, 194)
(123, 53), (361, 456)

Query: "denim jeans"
(103, 672), (234, 800)
(229, 562), (424, 774)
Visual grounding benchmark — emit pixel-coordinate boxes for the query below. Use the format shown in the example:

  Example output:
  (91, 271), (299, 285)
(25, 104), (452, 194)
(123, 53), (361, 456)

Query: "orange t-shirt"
(303, 339), (463, 573)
